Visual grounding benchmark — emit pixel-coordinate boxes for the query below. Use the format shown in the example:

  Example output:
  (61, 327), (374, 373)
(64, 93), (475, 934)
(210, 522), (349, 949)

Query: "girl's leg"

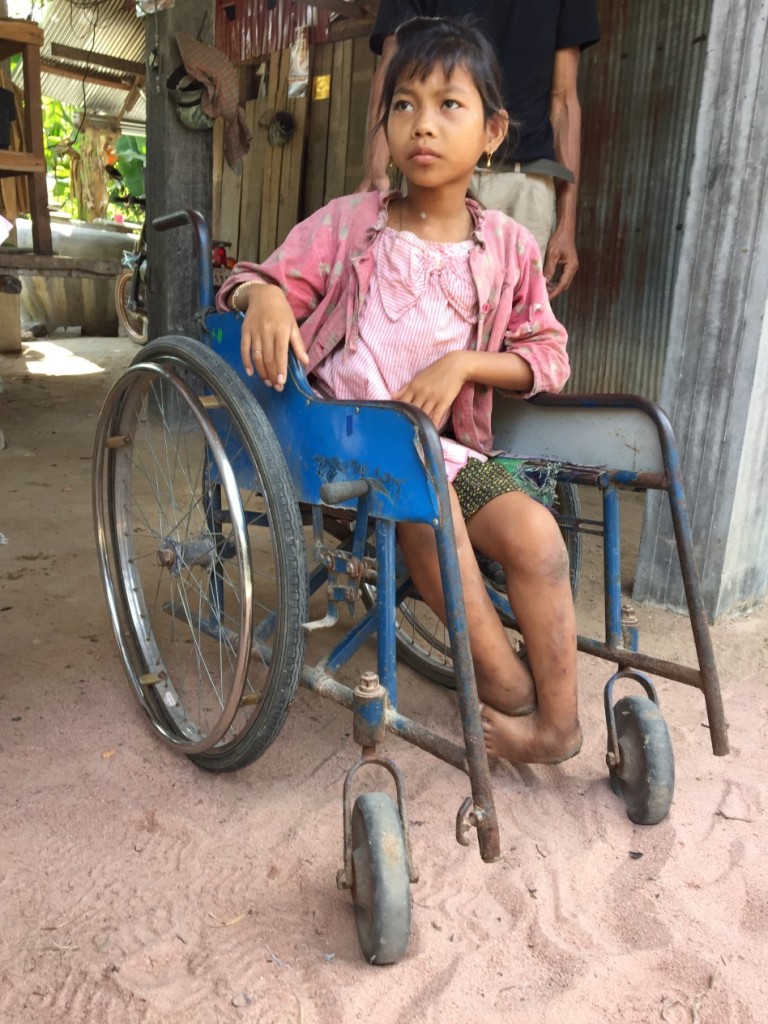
(397, 487), (536, 716)
(467, 491), (582, 764)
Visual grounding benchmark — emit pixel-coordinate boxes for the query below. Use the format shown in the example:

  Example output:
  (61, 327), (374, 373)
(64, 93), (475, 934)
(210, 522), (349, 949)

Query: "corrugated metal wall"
(215, 0), (330, 63)
(634, 0), (768, 618)
(561, 0), (713, 398)
(30, 0), (146, 126)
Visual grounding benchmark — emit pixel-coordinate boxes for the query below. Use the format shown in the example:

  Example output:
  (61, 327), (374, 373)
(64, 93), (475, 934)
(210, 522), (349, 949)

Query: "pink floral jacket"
(217, 191), (569, 455)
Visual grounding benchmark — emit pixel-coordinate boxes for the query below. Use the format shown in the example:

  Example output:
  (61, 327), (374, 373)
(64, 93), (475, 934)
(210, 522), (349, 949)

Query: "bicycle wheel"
(390, 480), (582, 688)
(93, 336), (307, 771)
(115, 270), (148, 344)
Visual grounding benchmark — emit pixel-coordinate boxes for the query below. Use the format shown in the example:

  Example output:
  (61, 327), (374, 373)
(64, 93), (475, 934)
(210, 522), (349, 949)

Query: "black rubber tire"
(350, 793), (411, 965)
(390, 480), (582, 688)
(115, 269), (148, 344)
(609, 694), (675, 825)
(93, 335), (307, 772)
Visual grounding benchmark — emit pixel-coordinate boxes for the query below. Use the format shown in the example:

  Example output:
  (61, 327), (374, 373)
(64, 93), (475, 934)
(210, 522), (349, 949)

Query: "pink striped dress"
(312, 227), (488, 481)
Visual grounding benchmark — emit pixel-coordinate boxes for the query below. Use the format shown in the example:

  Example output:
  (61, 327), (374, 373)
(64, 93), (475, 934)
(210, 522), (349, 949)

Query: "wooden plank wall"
(305, 35), (377, 209)
(213, 36), (377, 264)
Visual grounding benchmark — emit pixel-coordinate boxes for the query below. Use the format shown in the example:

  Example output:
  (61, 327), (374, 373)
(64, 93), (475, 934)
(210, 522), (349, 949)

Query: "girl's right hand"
(240, 284), (309, 391)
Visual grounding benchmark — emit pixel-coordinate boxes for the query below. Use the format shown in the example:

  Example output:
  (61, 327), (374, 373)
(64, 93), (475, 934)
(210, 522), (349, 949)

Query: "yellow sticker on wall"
(312, 74), (331, 101)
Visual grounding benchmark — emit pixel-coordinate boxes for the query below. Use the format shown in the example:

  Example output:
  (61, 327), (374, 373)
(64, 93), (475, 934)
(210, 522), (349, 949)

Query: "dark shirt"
(0, 87), (16, 150)
(371, 0), (599, 163)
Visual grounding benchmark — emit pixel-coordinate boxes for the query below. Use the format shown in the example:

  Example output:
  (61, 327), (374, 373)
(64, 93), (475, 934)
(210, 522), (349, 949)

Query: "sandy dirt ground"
(1, 335), (767, 1024)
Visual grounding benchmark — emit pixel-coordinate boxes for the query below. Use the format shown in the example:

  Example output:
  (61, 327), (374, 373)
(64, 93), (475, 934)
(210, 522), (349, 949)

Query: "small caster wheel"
(350, 792), (411, 965)
(609, 694), (675, 825)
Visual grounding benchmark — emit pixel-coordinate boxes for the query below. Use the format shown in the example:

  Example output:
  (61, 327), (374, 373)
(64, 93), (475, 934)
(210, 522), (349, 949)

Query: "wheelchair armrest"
(492, 391), (670, 478)
(205, 313), (448, 526)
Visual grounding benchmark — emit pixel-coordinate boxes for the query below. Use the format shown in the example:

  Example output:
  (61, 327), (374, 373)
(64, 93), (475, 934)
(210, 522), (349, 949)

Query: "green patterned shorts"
(452, 456), (559, 521)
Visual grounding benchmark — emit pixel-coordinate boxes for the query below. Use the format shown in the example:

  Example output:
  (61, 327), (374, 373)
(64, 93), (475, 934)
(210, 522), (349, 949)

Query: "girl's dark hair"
(377, 16), (513, 142)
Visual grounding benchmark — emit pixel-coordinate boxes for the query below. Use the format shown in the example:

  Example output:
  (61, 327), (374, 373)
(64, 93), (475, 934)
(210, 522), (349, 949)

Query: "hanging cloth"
(175, 32), (252, 171)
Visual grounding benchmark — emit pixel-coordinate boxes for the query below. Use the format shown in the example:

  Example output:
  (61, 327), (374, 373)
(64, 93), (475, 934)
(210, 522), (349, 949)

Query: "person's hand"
(240, 285), (309, 391)
(543, 223), (579, 300)
(393, 352), (469, 429)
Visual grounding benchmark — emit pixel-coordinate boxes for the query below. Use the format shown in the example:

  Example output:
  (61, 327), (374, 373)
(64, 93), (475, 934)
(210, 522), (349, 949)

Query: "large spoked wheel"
(115, 270), (148, 344)
(390, 480), (582, 688)
(350, 793), (411, 965)
(609, 695), (675, 825)
(93, 335), (307, 772)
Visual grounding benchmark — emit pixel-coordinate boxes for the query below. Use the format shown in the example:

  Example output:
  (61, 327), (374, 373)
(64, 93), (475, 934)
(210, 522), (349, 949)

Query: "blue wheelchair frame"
(491, 392), (729, 758)
(148, 207), (729, 882)
(205, 308), (502, 861)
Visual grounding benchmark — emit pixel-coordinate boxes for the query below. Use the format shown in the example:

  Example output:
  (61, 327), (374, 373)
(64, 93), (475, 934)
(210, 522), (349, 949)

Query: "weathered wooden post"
(143, 0), (214, 341)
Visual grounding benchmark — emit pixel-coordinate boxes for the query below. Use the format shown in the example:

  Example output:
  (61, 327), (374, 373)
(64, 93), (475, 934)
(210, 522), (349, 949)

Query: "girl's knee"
(540, 533), (571, 584)
(504, 511), (570, 583)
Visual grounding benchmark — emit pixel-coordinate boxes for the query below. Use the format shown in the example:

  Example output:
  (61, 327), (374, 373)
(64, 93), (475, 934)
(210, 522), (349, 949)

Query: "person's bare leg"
(396, 488), (535, 715)
(467, 492), (582, 764)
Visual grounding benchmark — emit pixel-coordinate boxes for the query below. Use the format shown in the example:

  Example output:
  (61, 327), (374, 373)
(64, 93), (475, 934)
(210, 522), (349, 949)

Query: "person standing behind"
(360, 1), (599, 299)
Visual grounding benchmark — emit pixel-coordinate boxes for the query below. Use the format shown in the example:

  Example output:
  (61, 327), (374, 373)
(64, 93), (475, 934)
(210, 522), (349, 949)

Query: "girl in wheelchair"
(218, 16), (582, 765)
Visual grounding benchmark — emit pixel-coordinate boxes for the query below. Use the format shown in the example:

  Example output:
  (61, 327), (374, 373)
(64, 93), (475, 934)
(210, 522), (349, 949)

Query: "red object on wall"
(215, 0), (331, 64)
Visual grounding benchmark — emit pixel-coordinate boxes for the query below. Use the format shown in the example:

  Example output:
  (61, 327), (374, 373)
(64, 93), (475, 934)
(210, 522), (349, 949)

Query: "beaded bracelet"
(228, 280), (263, 312)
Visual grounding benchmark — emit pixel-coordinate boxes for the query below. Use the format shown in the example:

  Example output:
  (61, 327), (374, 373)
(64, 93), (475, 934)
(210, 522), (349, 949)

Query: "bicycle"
(114, 217), (232, 345)
(115, 220), (148, 345)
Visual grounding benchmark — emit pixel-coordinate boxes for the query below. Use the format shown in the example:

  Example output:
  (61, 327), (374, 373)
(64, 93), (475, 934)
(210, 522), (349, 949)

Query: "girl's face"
(386, 62), (507, 192)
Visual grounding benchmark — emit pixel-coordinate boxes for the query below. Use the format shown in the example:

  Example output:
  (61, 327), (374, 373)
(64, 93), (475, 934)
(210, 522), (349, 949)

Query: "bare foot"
(476, 653), (536, 717)
(481, 705), (582, 764)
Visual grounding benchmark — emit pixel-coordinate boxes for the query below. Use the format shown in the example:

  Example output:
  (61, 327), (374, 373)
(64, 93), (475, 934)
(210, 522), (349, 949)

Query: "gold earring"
(486, 151), (493, 169)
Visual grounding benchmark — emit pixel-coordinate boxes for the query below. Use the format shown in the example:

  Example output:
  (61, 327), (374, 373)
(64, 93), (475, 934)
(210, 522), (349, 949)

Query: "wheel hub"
(156, 535), (216, 576)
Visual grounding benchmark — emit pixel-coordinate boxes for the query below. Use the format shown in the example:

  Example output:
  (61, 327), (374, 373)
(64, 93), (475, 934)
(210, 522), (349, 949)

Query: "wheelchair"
(92, 211), (729, 965)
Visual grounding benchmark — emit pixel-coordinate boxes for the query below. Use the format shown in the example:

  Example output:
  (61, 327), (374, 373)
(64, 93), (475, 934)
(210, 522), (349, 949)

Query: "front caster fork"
(337, 754), (419, 890)
(603, 668), (661, 772)
(337, 672), (419, 891)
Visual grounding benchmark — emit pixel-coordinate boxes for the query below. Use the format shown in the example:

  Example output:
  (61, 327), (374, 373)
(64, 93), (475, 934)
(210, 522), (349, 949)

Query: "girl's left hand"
(393, 352), (468, 428)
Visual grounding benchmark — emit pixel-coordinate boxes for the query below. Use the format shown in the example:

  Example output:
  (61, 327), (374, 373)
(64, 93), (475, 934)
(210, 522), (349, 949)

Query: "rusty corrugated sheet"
(561, 0), (713, 399)
(13, 0), (350, 126)
(216, 0), (331, 64)
(12, 0), (146, 127)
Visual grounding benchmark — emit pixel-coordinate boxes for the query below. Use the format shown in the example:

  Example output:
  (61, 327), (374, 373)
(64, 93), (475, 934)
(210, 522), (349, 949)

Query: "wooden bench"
(0, 251), (122, 353)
